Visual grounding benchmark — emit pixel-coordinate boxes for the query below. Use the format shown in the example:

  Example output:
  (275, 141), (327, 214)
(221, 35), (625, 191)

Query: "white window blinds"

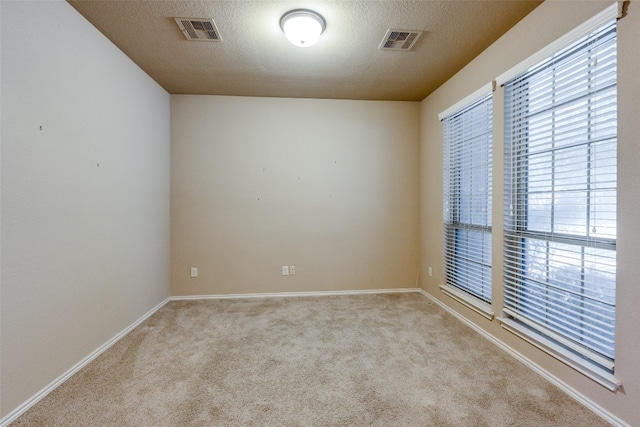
(503, 20), (617, 370)
(443, 93), (493, 303)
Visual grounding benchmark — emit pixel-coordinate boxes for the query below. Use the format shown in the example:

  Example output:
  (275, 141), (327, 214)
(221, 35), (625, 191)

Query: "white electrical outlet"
(289, 266), (296, 275)
(282, 266), (289, 276)
(190, 267), (198, 278)
(428, 266), (432, 277)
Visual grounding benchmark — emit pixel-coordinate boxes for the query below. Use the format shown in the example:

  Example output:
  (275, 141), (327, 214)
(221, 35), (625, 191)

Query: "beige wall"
(420, 0), (640, 424)
(0, 1), (171, 417)
(2, 0), (637, 424)
(171, 95), (420, 296)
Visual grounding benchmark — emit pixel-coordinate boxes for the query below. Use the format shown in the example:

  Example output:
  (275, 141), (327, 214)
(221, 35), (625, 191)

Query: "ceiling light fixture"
(280, 9), (326, 47)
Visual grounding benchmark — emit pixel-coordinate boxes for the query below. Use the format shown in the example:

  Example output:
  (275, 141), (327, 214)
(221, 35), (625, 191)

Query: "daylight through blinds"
(503, 20), (617, 368)
(443, 93), (493, 303)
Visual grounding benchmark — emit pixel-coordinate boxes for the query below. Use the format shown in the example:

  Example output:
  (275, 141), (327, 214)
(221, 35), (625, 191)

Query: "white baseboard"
(171, 287), (421, 301)
(417, 289), (630, 427)
(0, 297), (171, 427)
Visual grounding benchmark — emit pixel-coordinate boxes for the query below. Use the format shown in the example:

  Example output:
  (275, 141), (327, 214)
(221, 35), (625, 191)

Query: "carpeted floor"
(12, 293), (610, 426)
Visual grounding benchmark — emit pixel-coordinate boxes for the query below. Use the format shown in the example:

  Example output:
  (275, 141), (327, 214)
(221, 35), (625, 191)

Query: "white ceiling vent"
(379, 29), (422, 51)
(174, 18), (222, 42)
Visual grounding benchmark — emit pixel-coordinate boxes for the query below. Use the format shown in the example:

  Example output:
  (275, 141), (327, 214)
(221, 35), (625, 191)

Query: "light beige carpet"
(12, 293), (610, 426)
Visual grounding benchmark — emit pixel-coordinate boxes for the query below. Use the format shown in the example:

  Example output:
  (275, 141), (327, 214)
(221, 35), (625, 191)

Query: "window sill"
(498, 316), (622, 392)
(440, 284), (494, 320)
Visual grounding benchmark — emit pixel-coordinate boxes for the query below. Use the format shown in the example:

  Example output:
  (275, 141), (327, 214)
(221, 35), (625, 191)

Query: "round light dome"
(280, 9), (326, 47)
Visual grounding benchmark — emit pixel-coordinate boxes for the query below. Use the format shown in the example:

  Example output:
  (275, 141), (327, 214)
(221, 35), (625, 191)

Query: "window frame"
(440, 85), (494, 317)
(500, 16), (620, 390)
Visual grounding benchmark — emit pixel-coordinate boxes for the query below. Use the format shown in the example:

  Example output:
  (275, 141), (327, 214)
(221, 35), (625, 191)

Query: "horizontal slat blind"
(503, 21), (617, 368)
(443, 93), (493, 302)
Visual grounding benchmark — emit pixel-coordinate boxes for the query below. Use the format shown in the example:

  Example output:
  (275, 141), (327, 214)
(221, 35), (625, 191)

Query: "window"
(443, 92), (493, 305)
(503, 20), (617, 376)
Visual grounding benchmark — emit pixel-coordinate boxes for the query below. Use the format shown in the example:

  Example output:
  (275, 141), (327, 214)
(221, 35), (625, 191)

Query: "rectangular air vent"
(174, 18), (222, 41)
(379, 29), (422, 51)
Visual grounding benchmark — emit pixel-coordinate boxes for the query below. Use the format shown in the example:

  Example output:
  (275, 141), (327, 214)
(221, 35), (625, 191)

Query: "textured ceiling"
(68, 0), (542, 101)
